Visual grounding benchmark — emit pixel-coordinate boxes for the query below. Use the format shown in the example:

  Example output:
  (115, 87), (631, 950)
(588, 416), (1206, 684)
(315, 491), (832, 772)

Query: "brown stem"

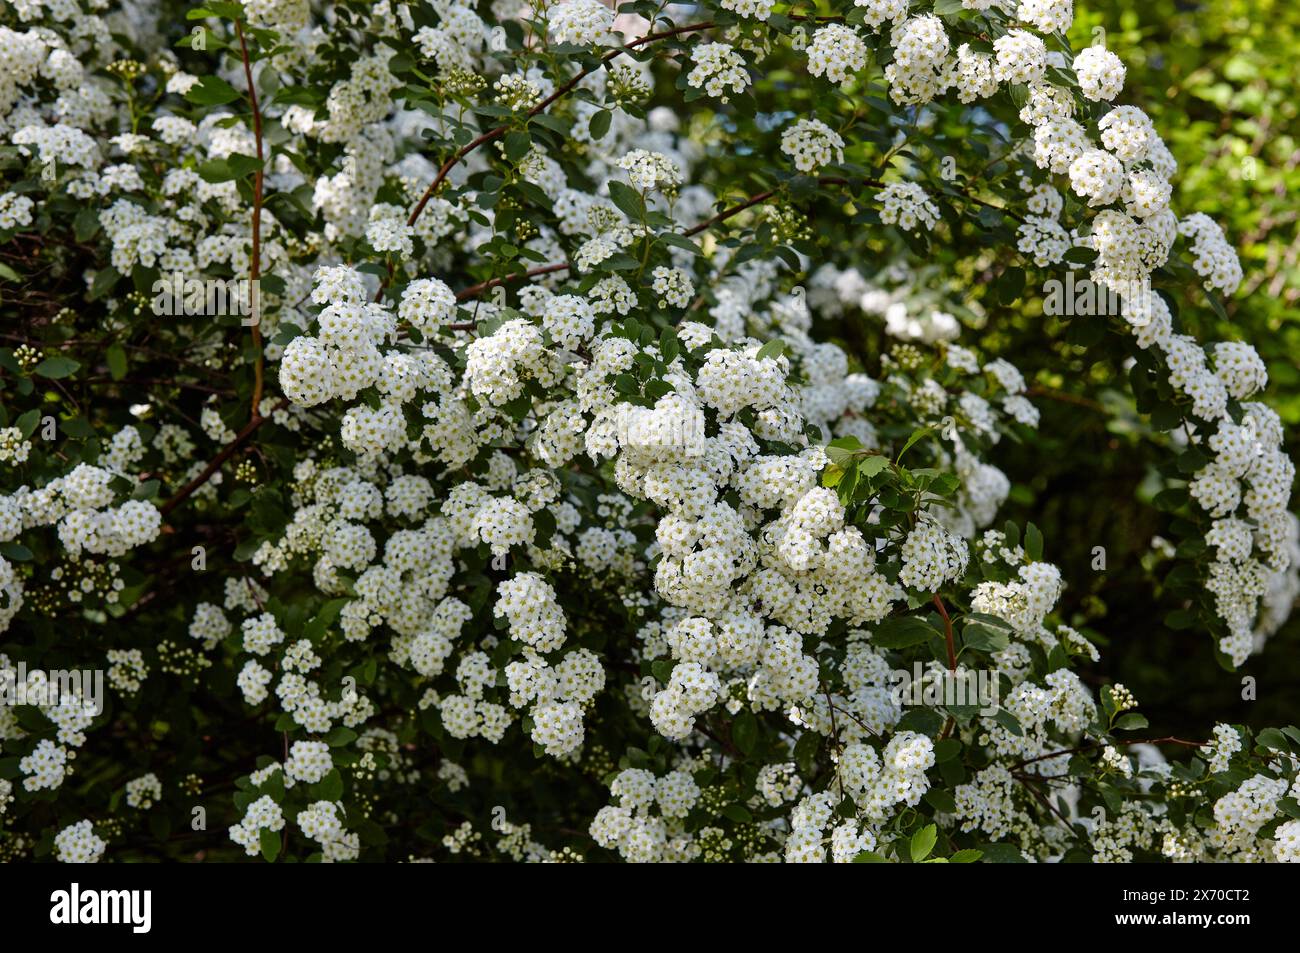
(1025, 385), (1106, 412)
(1010, 736), (1208, 771)
(932, 593), (957, 671)
(455, 262), (572, 302)
(1015, 774), (1078, 832)
(450, 175), (1011, 304)
(378, 21), (718, 306)
(932, 594), (959, 741)
(159, 399), (287, 518)
(684, 189), (777, 236)
(235, 18), (265, 422)
(450, 187), (779, 303)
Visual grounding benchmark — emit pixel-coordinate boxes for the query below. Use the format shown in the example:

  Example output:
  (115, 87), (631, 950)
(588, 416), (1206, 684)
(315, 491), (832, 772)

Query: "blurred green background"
(1004, 0), (1300, 736)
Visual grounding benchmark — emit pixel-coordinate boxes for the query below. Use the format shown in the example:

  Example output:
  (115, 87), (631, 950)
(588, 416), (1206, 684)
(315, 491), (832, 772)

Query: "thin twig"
(235, 17), (266, 422)
(159, 399), (287, 517)
(379, 21), (718, 305)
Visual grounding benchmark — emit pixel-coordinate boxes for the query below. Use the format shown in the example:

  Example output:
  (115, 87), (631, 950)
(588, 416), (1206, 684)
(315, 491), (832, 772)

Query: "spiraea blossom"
(0, 0), (1295, 869)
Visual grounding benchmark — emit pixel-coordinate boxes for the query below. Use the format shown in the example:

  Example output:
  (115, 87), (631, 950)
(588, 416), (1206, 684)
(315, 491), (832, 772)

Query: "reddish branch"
(451, 187), (785, 303)
(455, 262), (572, 302)
(932, 593), (958, 672)
(235, 18), (266, 422)
(1011, 736), (1208, 771)
(684, 189), (776, 236)
(370, 22), (718, 305)
(159, 400), (287, 518)
(407, 22), (716, 227)
(1025, 385), (1106, 412)
(1015, 773), (1077, 831)
(932, 593), (958, 741)
(450, 175), (1012, 304)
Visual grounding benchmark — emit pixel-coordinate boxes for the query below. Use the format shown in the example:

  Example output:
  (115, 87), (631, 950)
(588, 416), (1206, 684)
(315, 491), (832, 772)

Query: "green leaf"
(897, 708), (945, 736)
(721, 803), (753, 823)
(853, 850), (889, 863)
(304, 598), (348, 638)
(607, 180), (644, 221)
(924, 787), (957, 814)
(731, 710), (757, 755)
(950, 849), (983, 863)
(895, 427), (932, 464)
(871, 615), (941, 649)
(198, 154), (262, 183)
(325, 727), (358, 747)
(589, 109), (612, 140)
(979, 842), (1028, 863)
(756, 339), (786, 361)
(35, 355), (80, 379)
(824, 437), (863, 467)
(1113, 713), (1149, 731)
(106, 344), (127, 381)
(227, 152), (264, 177)
(1023, 522), (1043, 562)
(185, 74), (242, 106)
(315, 769), (344, 801)
(187, 2), (245, 19)
(963, 622), (1009, 653)
(660, 327), (680, 365)
(0, 542), (33, 561)
(503, 130), (531, 163)
(659, 232), (701, 255)
(15, 409), (40, 438)
(933, 738), (963, 764)
(859, 455), (890, 479)
(794, 729), (821, 776)
(259, 827), (281, 862)
(994, 709), (1023, 736)
(88, 267), (120, 301)
(73, 208), (100, 242)
(910, 824), (938, 862)
(1257, 728), (1293, 752)
(995, 266), (1026, 305)
(963, 612), (1012, 631)
(1204, 287), (1228, 321)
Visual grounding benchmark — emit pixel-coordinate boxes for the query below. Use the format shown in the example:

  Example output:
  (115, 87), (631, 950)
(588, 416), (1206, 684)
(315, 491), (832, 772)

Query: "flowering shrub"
(1, 0), (1298, 863)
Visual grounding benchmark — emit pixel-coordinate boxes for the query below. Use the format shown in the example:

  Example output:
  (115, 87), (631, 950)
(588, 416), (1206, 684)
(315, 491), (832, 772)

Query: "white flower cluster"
(780, 118), (845, 174)
(1207, 723), (1242, 773)
(898, 520), (970, 590)
(878, 181), (941, 232)
(806, 24), (869, 88)
(885, 15), (950, 105)
(548, 0), (614, 47)
(687, 42), (750, 101)
(2, 0), (1295, 867)
(125, 772), (162, 810)
(229, 795), (286, 856)
(590, 767), (702, 862)
(297, 800), (360, 862)
(618, 149), (682, 192)
(54, 819), (106, 863)
(1074, 45), (1126, 101)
